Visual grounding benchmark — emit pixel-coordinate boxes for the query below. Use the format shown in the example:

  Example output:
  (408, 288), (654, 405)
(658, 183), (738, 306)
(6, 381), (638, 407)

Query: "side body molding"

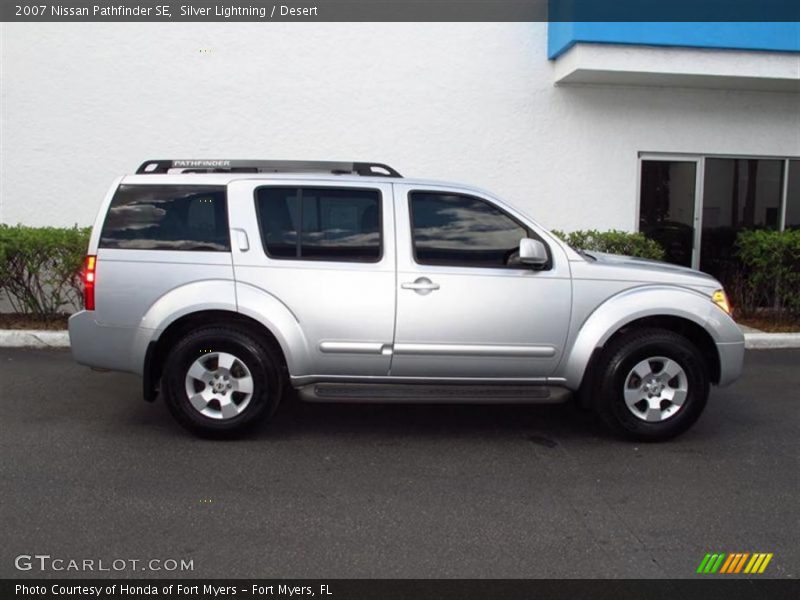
(559, 285), (740, 390)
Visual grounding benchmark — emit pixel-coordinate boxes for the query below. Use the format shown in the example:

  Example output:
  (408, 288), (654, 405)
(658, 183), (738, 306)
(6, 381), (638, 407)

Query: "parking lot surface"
(1, 348), (797, 578)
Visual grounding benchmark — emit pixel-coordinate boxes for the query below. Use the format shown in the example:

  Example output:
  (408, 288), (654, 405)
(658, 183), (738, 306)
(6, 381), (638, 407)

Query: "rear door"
(390, 184), (572, 379)
(227, 179), (396, 378)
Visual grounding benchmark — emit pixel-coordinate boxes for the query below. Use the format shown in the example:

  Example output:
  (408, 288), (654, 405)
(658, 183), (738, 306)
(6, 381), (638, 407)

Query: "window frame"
(253, 185), (384, 264)
(784, 159), (800, 230)
(98, 184), (231, 252)
(407, 190), (552, 271)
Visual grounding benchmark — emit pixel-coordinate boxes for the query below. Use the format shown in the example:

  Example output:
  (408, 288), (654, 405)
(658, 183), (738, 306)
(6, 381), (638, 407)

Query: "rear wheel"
(162, 327), (282, 437)
(592, 328), (709, 441)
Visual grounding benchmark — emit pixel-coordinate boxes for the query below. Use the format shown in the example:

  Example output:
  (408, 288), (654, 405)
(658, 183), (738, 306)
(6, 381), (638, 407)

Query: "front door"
(390, 184), (572, 380)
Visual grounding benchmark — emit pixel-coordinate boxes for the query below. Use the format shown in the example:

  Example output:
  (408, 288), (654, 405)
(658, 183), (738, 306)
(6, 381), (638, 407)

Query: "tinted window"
(700, 158), (784, 276)
(100, 185), (229, 251)
(409, 192), (529, 267)
(255, 187), (381, 262)
(639, 160), (697, 267)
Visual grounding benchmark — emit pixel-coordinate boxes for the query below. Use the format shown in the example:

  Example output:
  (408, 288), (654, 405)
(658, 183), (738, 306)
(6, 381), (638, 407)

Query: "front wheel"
(162, 326), (282, 437)
(593, 328), (710, 442)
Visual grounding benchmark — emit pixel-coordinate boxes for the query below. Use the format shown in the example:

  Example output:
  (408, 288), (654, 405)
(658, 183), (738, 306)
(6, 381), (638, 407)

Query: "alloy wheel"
(623, 356), (689, 422)
(184, 352), (255, 420)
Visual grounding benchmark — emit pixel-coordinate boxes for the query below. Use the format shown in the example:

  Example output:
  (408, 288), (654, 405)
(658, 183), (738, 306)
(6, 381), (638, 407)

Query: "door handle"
(401, 277), (440, 295)
(231, 228), (249, 252)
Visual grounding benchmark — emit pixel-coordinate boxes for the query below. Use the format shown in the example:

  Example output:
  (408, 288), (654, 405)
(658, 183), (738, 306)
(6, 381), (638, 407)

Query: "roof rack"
(136, 159), (402, 178)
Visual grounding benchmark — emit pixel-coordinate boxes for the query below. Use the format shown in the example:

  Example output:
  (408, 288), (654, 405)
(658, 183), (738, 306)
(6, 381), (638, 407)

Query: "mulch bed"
(0, 314), (71, 330)
(736, 312), (800, 333)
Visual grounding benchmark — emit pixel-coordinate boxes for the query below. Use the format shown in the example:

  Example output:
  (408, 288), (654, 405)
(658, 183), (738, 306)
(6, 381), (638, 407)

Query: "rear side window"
(100, 185), (230, 251)
(255, 187), (381, 262)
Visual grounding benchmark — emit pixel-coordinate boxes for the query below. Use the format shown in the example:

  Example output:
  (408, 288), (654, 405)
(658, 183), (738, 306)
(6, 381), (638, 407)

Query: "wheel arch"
(132, 280), (312, 400)
(563, 285), (727, 397)
(143, 309), (301, 402)
(576, 315), (721, 408)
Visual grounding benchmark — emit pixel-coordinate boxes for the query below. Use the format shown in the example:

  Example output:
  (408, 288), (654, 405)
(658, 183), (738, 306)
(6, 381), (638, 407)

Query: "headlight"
(712, 289), (732, 316)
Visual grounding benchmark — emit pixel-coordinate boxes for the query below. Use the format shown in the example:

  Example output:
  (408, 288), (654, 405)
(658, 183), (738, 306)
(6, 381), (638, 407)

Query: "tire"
(162, 326), (283, 437)
(592, 328), (709, 442)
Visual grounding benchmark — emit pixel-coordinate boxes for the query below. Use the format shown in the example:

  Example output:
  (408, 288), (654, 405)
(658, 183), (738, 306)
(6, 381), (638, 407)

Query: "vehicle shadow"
(247, 393), (608, 443)
(82, 368), (611, 443)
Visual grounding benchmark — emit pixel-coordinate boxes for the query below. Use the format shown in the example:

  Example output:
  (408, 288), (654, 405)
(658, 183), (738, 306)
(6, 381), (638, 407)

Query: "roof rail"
(136, 159), (402, 178)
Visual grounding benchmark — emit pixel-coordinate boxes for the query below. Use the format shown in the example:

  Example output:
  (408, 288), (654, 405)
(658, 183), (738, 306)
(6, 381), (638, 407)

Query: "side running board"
(296, 383), (572, 404)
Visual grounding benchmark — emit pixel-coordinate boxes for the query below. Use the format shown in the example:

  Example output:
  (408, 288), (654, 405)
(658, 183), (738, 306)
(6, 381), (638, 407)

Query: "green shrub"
(0, 225), (91, 319)
(734, 229), (800, 317)
(551, 229), (665, 261)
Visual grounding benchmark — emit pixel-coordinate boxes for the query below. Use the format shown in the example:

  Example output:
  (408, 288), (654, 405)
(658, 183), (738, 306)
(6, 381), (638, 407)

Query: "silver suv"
(69, 159), (745, 440)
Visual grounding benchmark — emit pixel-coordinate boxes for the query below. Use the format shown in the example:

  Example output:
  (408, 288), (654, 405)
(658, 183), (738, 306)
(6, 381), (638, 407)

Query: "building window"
(639, 160), (697, 268)
(639, 154), (798, 279)
(700, 158), (784, 276)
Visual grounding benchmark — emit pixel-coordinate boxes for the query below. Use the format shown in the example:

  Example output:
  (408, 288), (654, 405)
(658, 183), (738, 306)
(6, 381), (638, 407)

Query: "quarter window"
(99, 185), (229, 251)
(255, 187), (382, 262)
(409, 192), (530, 268)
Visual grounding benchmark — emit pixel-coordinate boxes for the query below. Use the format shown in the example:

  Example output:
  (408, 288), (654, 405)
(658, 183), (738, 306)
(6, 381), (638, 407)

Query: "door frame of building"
(637, 153), (705, 270)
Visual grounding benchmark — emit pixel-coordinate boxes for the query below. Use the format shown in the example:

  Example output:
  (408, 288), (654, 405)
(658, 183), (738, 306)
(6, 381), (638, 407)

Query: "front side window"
(255, 187), (381, 262)
(100, 185), (229, 251)
(409, 191), (530, 268)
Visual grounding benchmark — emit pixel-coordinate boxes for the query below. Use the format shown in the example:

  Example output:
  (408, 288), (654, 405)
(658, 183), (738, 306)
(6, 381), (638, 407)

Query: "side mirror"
(519, 238), (548, 268)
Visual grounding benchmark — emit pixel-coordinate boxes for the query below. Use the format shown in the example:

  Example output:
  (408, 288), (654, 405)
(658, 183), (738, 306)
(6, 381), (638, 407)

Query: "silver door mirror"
(519, 238), (548, 268)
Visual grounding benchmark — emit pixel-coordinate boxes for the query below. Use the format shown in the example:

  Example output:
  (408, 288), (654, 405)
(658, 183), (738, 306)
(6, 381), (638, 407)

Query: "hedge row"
(555, 228), (800, 318)
(731, 229), (800, 317)
(1, 225), (797, 320)
(551, 229), (666, 261)
(0, 225), (91, 320)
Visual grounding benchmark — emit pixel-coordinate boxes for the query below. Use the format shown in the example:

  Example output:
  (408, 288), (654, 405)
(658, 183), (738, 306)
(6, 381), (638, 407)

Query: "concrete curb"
(743, 333), (800, 349)
(0, 330), (70, 348)
(0, 329), (799, 350)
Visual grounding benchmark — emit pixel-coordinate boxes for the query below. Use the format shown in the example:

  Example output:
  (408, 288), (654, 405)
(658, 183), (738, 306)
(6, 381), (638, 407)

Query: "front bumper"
(716, 340), (746, 387)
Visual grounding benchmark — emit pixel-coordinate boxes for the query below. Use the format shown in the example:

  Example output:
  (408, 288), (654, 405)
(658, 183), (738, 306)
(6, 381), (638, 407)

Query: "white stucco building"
(1, 22), (798, 277)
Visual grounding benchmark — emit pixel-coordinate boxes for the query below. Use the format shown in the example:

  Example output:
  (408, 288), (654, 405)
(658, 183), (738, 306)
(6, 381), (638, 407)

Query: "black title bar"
(4, 579), (800, 600)
(2, 1), (800, 22)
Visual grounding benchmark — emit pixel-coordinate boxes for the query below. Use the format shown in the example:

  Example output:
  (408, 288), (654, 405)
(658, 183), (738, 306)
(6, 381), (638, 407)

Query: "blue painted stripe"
(548, 22), (800, 60)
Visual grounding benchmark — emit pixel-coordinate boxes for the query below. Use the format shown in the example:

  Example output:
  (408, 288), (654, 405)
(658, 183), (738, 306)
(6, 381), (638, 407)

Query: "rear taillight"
(83, 255), (96, 310)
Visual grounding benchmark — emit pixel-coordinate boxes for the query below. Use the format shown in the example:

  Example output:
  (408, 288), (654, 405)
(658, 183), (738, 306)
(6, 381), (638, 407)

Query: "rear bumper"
(68, 311), (138, 373)
(716, 340), (746, 387)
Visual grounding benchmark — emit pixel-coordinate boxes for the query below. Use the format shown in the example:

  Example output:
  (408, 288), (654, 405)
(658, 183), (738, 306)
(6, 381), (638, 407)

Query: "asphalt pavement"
(1, 348), (797, 579)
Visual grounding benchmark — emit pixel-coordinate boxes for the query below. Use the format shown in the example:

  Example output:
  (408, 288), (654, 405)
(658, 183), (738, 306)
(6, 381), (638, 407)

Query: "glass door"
(638, 156), (702, 268)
